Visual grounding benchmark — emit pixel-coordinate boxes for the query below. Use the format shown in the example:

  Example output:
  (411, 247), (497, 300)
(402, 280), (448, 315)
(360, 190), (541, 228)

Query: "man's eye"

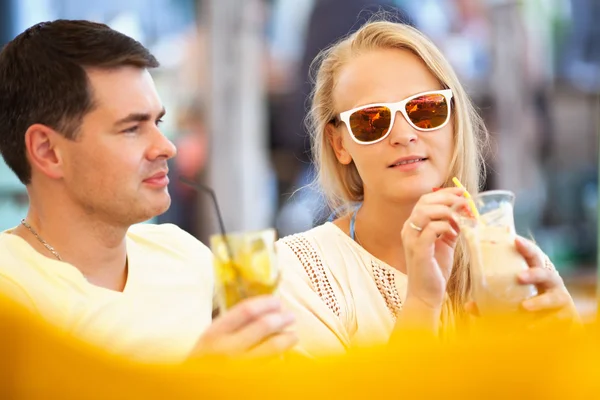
(122, 125), (139, 134)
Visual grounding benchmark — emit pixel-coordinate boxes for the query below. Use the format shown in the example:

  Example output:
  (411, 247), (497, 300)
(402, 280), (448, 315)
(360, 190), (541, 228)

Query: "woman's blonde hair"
(308, 20), (489, 320)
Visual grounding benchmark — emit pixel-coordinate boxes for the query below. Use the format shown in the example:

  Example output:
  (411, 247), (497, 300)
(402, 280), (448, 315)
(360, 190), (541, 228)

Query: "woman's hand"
(515, 237), (579, 329)
(466, 237), (580, 331)
(401, 187), (467, 311)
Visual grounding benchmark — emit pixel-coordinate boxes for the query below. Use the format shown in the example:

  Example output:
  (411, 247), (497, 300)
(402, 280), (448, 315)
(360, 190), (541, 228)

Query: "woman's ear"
(327, 123), (352, 165)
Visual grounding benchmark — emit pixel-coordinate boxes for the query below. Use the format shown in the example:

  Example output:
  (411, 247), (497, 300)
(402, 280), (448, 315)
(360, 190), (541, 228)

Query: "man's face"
(59, 66), (177, 226)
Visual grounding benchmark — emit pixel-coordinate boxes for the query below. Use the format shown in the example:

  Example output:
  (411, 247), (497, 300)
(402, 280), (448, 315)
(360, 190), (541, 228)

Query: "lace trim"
(372, 261), (403, 321)
(280, 235), (341, 318)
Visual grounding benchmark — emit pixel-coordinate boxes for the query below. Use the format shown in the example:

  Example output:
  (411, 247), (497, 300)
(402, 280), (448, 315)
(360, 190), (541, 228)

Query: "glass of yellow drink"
(210, 228), (279, 311)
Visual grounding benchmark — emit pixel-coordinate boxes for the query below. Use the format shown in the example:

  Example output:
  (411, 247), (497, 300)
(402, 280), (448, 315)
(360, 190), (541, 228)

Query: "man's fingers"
(209, 296), (282, 334)
(232, 311), (296, 351)
(192, 304), (295, 358)
(244, 331), (299, 358)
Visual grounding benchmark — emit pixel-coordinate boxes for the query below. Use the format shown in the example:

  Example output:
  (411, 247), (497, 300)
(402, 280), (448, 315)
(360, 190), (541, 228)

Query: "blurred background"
(0, 0), (598, 320)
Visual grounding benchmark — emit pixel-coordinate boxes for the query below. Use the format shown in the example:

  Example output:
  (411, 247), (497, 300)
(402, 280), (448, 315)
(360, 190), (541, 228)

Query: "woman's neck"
(339, 195), (417, 274)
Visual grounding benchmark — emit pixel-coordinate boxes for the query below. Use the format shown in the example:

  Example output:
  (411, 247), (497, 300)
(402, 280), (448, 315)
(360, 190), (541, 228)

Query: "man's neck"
(15, 206), (130, 292)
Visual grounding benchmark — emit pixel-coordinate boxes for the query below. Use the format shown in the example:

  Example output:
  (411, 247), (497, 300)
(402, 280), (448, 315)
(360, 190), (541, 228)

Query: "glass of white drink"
(459, 190), (537, 317)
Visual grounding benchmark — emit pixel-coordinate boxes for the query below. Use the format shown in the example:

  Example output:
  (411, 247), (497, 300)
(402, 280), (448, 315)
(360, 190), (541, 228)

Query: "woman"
(276, 20), (578, 357)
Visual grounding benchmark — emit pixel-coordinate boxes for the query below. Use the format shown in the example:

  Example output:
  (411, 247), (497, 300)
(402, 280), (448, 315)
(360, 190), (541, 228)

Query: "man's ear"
(327, 123), (352, 165)
(24, 124), (66, 180)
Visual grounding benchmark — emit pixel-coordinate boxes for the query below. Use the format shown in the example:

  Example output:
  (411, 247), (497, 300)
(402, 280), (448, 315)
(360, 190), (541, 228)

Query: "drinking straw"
(452, 177), (481, 220)
(179, 176), (248, 299)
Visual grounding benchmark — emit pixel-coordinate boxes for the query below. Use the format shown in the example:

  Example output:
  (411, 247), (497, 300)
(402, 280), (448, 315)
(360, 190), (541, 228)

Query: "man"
(0, 20), (296, 363)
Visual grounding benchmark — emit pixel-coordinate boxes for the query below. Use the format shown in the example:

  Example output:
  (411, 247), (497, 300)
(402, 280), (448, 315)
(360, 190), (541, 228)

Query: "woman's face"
(329, 48), (455, 204)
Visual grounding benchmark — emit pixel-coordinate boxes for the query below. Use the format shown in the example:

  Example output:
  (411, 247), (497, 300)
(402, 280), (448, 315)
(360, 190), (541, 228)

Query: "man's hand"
(190, 295), (297, 359)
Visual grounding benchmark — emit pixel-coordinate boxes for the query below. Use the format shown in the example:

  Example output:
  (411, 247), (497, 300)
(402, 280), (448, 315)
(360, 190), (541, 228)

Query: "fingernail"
(283, 312), (295, 324)
(460, 205), (474, 218)
(432, 187), (442, 192)
(268, 297), (282, 308)
(522, 299), (535, 310)
(518, 271), (530, 281)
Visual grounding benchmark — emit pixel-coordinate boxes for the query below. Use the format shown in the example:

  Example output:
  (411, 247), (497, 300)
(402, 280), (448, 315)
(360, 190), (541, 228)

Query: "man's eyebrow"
(114, 107), (166, 126)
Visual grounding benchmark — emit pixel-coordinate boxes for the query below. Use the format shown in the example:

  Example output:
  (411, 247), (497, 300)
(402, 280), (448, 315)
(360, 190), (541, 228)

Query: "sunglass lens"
(349, 106), (392, 142)
(405, 93), (449, 130)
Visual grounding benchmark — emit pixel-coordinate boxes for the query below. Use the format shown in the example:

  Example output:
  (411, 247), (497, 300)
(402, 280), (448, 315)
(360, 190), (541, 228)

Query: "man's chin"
(152, 197), (171, 218)
(130, 197), (171, 224)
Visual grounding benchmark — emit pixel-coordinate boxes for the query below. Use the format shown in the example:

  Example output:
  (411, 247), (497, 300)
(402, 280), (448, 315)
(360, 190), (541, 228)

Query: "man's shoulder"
(0, 229), (18, 245)
(0, 230), (34, 267)
(128, 222), (193, 239)
(0, 232), (56, 311)
(127, 223), (211, 258)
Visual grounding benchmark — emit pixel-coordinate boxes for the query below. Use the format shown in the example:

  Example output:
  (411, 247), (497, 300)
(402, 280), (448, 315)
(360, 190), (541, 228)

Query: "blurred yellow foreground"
(1, 296), (598, 399)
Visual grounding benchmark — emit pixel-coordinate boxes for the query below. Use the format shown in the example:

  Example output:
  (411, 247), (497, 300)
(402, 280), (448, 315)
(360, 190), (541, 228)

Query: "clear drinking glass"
(210, 228), (279, 312)
(459, 190), (537, 316)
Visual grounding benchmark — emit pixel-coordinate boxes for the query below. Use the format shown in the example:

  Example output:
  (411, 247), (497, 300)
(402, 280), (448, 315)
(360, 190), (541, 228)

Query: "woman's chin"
(388, 182), (438, 202)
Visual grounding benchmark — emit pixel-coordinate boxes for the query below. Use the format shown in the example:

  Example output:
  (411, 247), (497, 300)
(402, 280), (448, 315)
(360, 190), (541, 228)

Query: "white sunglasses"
(336, 89), (454, 145)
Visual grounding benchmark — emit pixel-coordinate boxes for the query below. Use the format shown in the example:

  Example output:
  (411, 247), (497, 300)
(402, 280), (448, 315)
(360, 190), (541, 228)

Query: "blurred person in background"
(563, 0), (600, 93)
(157, 98), (208, 238)
(403, 0), (562, 237)
(276, 20), (578, 357)
(0, 19), (296, 363)
(267, 0), (315, 232)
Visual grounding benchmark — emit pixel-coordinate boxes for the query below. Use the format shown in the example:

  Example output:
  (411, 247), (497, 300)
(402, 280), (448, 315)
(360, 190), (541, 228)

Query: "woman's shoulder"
(276, 223), (361, 322)
(278, 221), (339, 241)
(276, 221), (376, 285)
(276, 222), (352, 257)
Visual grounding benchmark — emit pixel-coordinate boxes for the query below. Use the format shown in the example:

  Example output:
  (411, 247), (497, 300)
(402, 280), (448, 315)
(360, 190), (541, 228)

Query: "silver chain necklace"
(20, 219), (63, 261)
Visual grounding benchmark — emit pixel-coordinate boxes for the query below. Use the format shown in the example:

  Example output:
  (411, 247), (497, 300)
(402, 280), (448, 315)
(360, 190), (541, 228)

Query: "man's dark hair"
(0, 20), (159, 184)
